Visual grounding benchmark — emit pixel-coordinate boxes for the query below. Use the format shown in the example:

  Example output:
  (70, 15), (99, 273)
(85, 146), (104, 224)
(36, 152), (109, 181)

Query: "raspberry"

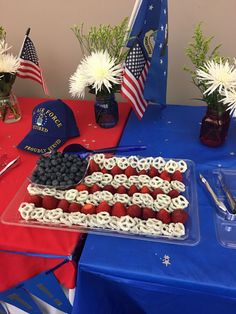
(124, 166), (137, 177)
(90, 184), (101, 194)
(127, 204), (142, 218)
(103, 185), (115, 194)
(168, 189), (180, 198)
(140, 186), (151, 194)
(88, 159), (100, 173)
(171, 209), (189, 224)
(116, 186), (127, 194)
(149, 166), (158, 178)
(42, 195), (58, 210)
(81, 203), (96, 215)
(111, 202), (126, 217)
(96, 201), (111, 214)
(159, 170), (171, 182)
(24, 193), (42, 207)
(142, 207), (156, 220)
(101, 167), (108, 174)
(111, 165), (123, 176)
(57, 199), (70, 212)
(68, 202), (82, 213)
(156, 209), (171, 224)
(172, 170), (183, 182)
(128, 185), (139, 196)
(152, 188), (164, 199)
(75, 183), (88, 192)
(139, 169), (147, 175)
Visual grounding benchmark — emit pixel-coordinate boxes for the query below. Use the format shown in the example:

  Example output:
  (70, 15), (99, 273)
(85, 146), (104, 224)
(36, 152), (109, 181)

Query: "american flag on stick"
(17, 28), (48, 95)
(121, 40), (150, 119)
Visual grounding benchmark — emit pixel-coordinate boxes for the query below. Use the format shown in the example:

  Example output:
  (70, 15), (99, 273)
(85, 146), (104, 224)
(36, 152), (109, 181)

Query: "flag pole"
(25, 28), (31, 37)
(127, 0), (142, 34)
(18, 27), (31, 57)
(120, 0), (142, 62)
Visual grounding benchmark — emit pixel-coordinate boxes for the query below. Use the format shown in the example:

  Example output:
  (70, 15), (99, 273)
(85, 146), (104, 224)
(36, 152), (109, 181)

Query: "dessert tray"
(1, 153), (200, 245)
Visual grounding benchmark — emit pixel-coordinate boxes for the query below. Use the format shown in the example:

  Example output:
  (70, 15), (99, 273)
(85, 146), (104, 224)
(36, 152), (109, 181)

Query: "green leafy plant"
(0, 26), (6, 41)
(184, 23), (224, 107)
(71, 17), (129, 64)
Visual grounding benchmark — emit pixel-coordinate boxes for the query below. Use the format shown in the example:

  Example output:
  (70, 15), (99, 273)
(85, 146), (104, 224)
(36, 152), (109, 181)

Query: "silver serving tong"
(218, 172), (236, 214)
(0, 156), (20, 177)
(199, 174), (228, 213)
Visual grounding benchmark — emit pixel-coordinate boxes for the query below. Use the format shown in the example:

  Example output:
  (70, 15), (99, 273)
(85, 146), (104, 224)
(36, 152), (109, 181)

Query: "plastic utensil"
(0, 156), (20, 177)
(63, 143), (147, 157)
(199, 174), (228, 213)
(218, 172), (236, 214)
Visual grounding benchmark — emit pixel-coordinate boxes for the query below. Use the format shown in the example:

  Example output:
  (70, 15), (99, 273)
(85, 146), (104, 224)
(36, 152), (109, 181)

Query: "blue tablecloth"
(73, 105), (236, 314)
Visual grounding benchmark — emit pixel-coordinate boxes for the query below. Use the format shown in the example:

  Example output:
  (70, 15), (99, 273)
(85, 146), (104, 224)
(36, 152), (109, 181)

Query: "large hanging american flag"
(121, 0), (168, 119)
(17, 30), (48, 95)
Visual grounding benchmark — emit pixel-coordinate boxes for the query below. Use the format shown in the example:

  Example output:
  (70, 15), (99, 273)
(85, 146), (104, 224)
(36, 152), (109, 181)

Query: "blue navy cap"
(17, 99), (80, 154)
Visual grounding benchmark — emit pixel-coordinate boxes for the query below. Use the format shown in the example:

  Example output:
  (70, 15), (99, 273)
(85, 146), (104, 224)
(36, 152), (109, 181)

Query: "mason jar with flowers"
(184, 24), (236, 147)
(69, 18), (128, 128)
(0, 27), (21, 123)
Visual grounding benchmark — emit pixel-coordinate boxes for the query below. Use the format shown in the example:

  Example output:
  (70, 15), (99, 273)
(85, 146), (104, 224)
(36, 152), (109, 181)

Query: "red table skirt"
(0, 97), (131, 291)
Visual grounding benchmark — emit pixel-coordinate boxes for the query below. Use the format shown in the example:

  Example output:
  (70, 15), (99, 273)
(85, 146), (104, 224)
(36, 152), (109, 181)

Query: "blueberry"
(68, 155), (74, 161)
(31, 174), (38, 181)
(51, 159), (58, 166)
(50, 173), (56, 179)
(36, 159), (43, 165)
(37, 166), (44, 173)
(76, 175), (83, 182)
(81, 165), (87, 172)
(52, 180), (59, 186)
(70, 166), (78, 173)
(40, 175), (47, 181)
(67, 179), (73, 186)
(55, 171), (61, 177)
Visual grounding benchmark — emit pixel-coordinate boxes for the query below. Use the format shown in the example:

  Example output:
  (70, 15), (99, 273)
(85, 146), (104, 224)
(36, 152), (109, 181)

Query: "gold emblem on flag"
(143, 29), (157, 57)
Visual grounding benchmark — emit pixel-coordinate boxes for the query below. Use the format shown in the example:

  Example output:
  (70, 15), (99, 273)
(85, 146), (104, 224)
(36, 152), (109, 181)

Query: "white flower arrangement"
(69, 50), (123, 98)
(196, 59), (236, 95)
(221, 88), (236, 117)
(0, 40), (21, 74)
(196, 59), (236, 117)
(185, 24), (236, 117)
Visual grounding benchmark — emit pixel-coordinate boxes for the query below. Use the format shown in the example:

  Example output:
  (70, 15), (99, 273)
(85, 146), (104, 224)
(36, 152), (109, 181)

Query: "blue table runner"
(74, 105), (236, 314)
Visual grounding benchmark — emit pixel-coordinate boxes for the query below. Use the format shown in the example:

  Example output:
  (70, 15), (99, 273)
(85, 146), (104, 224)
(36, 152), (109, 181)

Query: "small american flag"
(121, 41), (150, 119)
(17, 34), (48, 94)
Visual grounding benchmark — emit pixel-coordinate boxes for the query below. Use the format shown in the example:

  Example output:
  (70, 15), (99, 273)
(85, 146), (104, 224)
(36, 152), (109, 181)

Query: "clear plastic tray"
(1, 158), (200, 245)
(212, 168), (236, 249)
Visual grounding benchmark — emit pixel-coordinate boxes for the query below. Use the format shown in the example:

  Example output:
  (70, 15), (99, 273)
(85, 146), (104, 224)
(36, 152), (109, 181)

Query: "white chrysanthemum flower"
(221, 88), (236, 117)
(69, 63), (90, 98)
(196, 59), (236, 95)
(0, 40), (12, 55)
(0, 53), (21, 73)
(69, 50), (123, 98)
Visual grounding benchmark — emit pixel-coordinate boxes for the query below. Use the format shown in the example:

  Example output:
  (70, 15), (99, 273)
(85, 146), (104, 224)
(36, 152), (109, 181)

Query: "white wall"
(1, 0), (236, 105)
